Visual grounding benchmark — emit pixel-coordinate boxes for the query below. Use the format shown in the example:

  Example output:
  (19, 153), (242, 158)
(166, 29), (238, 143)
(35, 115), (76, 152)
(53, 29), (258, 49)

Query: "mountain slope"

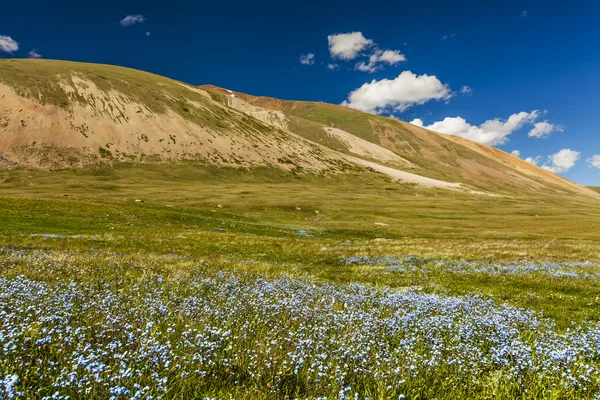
(0, 59), (596, 198)
(201, 85), (597, 197)
(0, 59), (350, 172)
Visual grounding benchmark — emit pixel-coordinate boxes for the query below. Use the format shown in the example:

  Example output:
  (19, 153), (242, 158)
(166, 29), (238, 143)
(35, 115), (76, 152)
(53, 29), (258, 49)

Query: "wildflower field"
(1, 165), (600, 399)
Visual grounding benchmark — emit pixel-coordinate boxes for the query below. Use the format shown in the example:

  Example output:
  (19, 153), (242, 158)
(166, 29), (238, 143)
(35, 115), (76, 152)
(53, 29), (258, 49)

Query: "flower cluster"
(345, 255), (600, 281)
(1, 271), (600, 398)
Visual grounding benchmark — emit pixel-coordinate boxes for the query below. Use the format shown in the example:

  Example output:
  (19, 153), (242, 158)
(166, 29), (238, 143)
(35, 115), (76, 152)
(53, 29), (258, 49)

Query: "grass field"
(1, 164), (600, 399)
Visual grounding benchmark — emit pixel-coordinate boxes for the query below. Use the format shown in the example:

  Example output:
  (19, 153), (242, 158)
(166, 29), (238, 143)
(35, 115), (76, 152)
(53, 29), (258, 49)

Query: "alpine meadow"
(1, 14), (600, 399)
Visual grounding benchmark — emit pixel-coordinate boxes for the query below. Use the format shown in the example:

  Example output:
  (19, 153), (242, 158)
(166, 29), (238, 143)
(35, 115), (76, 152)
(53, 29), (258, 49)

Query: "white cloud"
(460, 86), (473, 96)
(299, 53), (315, 65)
(525, 149), (581, 173)
(541, 149), (580, 173)
(328, 31), (406, 73)
(528, 121), (563, 138)
(328, 32), (373, 60)
(145, 32), (151, 37)
(511, 150), (521, 157)
(120, 15), (145, 27)
(442, 33), (457, 41)
(27, 49), (41, 58)
(525, 156), (542, 166)
(327, 63), (339, 70)
(343, 71), (452, 114)
(376, 49), (406, 64)
(521, 10), (529, 17)
(410, 111), (540, 146)
(0, 35), (19, 53)
(587, 155), (600, 169)
(355, 49), (406, 73)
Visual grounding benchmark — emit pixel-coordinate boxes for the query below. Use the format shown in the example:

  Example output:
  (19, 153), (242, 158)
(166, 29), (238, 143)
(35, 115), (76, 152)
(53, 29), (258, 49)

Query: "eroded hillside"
(0, 59), (350, 172)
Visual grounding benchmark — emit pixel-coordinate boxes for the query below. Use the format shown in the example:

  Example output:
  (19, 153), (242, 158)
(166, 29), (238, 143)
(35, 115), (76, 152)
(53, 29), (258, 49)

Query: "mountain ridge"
(0, 58), (596, 198)
(201, 84), (597, 197)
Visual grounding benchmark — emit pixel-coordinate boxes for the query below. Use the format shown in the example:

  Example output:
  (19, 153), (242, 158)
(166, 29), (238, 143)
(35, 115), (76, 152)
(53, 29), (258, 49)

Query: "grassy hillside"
(202, 85), (596, 198)
(0, 59), (357, 171)
(0, 59), (226, 125)
(590, 186), (600, 193)
(0, 58), (595, 199)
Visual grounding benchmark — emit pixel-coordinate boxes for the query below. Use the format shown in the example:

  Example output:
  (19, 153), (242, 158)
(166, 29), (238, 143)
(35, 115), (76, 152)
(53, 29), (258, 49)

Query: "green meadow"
(2, 164), (600, 325)
(1, 164), (600, 399)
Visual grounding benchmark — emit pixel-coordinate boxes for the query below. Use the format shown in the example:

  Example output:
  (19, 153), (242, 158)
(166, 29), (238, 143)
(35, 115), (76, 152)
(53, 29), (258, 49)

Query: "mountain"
(201, 85), (596, 197)
(0, 58), (596, 198)
(0, 59), (349, 173)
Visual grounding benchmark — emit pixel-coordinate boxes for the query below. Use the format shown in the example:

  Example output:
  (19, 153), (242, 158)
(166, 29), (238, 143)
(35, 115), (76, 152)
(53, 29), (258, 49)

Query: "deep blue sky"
(1, 0), (599, 184)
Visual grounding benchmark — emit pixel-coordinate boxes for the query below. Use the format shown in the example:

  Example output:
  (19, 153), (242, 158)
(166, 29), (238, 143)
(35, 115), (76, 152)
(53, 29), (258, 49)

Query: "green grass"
(590, 186), (600, 193)
(279, 102), (380, 144)
(1, 164), (600, 328)
(284, 114), (349, 153)
(2, 164), (600, 398)
(5, 255), (600, 399)
(2, 60), (600, 398)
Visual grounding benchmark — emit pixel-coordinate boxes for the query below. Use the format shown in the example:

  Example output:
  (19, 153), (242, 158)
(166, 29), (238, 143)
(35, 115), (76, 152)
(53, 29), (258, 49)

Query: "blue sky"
(1, 0), (599, 184)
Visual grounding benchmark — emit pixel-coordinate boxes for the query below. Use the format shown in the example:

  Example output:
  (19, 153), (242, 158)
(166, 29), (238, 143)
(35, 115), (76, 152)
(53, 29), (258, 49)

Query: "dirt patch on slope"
(325, 127), (413, 167)
(350, 157), (462, 189)
(228, 97), (289, 131)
